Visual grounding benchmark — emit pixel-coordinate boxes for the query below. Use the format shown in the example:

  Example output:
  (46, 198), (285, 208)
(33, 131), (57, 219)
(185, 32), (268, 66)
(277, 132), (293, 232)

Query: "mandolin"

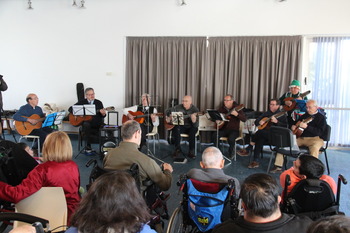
(217, 104), (245, 129)
(122, 111), (164, 124)
(15, 114), (45, 135)
(293, 116), (313, 138)
(258, 110), (286, 130)
(69, 106), (115, 126)
(283, 90), (311, 111)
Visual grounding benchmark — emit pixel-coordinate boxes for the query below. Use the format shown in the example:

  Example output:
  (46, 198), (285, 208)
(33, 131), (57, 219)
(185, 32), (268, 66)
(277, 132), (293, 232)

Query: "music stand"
(84, 105), (96, 116)
(72, 105), (84, 116)
(207, 109), (231, 164)
(42, 111), (66, 128)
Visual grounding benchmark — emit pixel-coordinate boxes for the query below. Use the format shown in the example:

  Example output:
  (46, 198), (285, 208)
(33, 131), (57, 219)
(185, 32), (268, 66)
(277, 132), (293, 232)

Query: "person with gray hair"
(123, 93), (160, 151)
(187, 146), (240, 191)
(68, 87), (106, 152)
(104, 120), (173, 193)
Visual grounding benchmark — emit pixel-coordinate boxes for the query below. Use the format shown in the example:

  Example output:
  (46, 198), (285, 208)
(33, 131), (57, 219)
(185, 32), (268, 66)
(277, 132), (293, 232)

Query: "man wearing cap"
(279, 80), (308, 127)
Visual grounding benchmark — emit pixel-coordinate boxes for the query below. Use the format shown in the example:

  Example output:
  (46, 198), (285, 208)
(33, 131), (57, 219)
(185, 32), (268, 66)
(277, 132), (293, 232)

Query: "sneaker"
(237, 149), (249, 156)
(188, 151), (196, 159)
(270, 166), (282, 174)
(248, 161), (260, 169)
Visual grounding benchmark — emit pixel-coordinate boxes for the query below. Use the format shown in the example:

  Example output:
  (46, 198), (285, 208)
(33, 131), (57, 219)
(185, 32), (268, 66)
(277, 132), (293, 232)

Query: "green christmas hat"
(289, 80), (300, 88)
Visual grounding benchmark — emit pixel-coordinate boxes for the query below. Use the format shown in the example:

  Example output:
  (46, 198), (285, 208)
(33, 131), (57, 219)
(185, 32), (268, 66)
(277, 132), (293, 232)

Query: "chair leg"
(324, 151), (330, 175)
(267, 152), (275, 173)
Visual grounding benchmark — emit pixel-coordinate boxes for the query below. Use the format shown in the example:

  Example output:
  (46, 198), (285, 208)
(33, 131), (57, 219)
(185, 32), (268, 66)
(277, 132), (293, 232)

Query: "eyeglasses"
(224, 99), (233, 102)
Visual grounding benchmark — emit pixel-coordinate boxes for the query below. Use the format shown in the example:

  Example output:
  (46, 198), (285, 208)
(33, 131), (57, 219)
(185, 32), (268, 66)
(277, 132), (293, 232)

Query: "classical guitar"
(217, 104), (245, 129)
(15, 114), (45, 135)
(69, 106), (115, 126)
(258, 110), (286, 130)
(122, 111), (164, 124)
(165, 112), (204, 131)
(283, 90), (311, 111)
(293, 116), (313, 138)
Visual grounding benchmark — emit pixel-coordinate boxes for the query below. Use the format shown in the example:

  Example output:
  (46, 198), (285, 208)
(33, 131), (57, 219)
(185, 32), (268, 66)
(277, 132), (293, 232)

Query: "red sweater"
(0, 160), (81, 224)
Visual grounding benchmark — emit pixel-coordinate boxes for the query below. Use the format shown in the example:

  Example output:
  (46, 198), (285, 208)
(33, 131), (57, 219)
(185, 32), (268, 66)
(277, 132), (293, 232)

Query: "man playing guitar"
(271, 99), (326, 173)
(68, 88), (106, 152)
(13, 93), (54, 151)
(123, 93), (159, 151)
(213, 94), (247, 159)
(165, 95), (199, 159)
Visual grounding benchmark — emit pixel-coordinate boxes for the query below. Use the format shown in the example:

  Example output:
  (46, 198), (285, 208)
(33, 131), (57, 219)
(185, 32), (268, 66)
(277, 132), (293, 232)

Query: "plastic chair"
(219, 121), (245, 162)
(267, 126), (301, 172)
(14, 187), (68, 232)
(180, 129), (200, 155)
(146, 126), (159, 154)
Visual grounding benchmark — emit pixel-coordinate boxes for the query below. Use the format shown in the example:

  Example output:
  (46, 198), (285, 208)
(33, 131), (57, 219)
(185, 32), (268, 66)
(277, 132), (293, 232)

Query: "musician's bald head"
(182, 96), (192, 110)
(26, 93), (39, 106)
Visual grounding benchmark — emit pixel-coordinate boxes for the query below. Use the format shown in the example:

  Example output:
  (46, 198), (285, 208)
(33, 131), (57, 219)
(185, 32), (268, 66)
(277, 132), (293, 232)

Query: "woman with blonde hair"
(0, 131), (81, 223)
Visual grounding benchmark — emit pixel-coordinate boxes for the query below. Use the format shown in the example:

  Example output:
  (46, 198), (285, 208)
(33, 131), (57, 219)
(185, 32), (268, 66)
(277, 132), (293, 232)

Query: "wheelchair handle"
(85, 159), (97, 168)
(338, 174), (348, 185)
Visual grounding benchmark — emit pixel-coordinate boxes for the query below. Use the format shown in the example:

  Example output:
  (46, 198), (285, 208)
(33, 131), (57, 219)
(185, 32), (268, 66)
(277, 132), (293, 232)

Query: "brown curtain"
(125, 37), (207, 113)
(206, 36), (302, 111)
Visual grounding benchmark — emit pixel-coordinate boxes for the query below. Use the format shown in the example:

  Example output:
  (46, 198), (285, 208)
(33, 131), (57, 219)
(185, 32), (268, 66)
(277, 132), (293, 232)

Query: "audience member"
(187, 146), (240, 192)
(67, 171), (156, 233)
(0, 131), (81, 224)
(307, 215), (350, 233)
(104, 120), (172, 193)
(280, 154), (336, 195)
(212, 173), (312, 233)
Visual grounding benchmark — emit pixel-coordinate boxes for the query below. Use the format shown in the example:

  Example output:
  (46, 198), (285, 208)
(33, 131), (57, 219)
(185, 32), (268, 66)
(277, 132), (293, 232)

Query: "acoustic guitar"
(283, 90), (311, 111)
(122, 111), (164, 124)
(258, 110), (286, 130)
(293, 116), (313, 138)
(217, 104), (245, 129)
(15, 114), (45, 135)
(69, 106), (115, 126)
(165, 112), (204, 131)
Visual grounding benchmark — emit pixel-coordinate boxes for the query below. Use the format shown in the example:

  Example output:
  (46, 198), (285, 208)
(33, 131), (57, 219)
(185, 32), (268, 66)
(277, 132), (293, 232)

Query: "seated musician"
(270, 99), (326, 173)
(213, 94), (246, 158)
(13, 93), (54, 151)
(165, 95), (199, 159)
(248, 99), (287, 169)
(103, 120), (173, 194)
(279, 80), (308, 127)
(68, 88), (106, 152)
(123, 93), (159, 151)
(187, 146), (240, 191)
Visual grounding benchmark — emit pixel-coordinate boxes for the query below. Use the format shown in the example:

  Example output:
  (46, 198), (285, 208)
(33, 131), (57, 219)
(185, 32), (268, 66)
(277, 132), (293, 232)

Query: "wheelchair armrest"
(143, 179), (154, 187)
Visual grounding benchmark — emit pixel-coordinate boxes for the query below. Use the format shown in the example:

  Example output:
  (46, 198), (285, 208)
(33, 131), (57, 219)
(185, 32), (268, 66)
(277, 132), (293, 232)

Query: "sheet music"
(72, 105), (84, 116)
(54, 111), (66, 125)
(206, 109), (229, 121)
(84, 104), (96, 116)
(171, 112), (184, 125)
(42, 111), (66, 128)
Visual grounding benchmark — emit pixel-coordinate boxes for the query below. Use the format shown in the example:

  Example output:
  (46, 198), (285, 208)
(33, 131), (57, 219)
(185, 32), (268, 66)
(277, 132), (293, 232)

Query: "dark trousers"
(213, 129), (239, 155)
(140, 123), (154, 151)
(30, 127), (54, 149)
(173, 125), (198, 152)
(82, 121), (100, 146)
(251, 130), (270, 161)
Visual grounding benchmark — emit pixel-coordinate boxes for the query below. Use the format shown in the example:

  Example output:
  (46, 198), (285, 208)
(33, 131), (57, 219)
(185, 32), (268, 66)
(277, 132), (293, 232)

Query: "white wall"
(1, 0), (349, 111)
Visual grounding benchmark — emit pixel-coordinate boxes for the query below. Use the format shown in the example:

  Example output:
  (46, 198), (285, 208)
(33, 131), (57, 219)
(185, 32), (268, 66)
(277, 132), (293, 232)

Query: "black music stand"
(206, 109), (231, 164)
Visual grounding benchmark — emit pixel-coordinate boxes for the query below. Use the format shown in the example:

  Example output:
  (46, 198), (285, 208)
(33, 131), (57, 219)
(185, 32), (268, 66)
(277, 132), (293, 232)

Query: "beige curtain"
(125, 37), (207, 113)
(206, 36), (302, 111)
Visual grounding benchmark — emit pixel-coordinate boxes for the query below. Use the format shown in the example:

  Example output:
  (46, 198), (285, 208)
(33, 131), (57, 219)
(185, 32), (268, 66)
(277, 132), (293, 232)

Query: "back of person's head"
(307, 215), (350, 233)
(121, 120), (141, 140)
(201, 146), (223, 168)
(241, 173), (280, 218)
(17, 142), (29, 151)
(70, 170), (151, 233)
(298, 154), (325, 179)
(42, 131), (72, 162)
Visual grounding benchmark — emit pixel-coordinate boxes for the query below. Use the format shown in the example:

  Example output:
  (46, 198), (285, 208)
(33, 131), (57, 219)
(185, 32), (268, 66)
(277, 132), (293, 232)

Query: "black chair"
(281, 174), (347, 220)
(267, 126), (301, 172)
(0, 212), (48, 232)
(299, 124), (331, 175)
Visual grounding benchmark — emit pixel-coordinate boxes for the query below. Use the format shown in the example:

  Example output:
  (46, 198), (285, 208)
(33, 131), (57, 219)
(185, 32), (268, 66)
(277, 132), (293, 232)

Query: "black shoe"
(172, 148), (181, 158)
(188, 151), (196, 159)
(246, 144), (253, 152)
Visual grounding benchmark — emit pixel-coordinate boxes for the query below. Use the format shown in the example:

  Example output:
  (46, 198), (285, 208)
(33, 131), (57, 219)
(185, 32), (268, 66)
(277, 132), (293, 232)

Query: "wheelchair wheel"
(166, 207), (197, 233)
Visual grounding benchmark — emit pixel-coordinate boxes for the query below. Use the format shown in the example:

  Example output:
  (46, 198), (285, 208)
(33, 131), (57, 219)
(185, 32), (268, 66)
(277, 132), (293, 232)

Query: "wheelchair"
(166, 174), (239, 233)
(86, 159), (170, 232)
(281, 173), (348, 220)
